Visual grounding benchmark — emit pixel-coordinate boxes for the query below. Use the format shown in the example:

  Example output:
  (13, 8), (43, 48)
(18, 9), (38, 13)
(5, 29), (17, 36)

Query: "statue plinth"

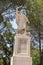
(11, 55), (32, 65)
(13, 34), (30, 56)
(10, 7), (32, 65)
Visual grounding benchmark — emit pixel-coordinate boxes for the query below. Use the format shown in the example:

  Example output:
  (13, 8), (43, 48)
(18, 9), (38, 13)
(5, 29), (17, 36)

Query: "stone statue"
(16, 6), (28, 34)
(10, 6), (32, 65)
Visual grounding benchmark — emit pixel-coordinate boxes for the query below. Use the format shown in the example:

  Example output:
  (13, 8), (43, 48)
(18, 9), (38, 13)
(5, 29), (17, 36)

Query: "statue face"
(20, 10), (23, 14)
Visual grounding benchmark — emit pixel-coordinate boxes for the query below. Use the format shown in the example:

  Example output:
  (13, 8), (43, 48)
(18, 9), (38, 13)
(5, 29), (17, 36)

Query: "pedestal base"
(11, 55), (32, 65)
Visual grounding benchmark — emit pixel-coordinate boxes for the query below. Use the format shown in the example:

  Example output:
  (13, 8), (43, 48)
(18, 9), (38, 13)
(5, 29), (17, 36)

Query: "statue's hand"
(16, 6), (22, 10)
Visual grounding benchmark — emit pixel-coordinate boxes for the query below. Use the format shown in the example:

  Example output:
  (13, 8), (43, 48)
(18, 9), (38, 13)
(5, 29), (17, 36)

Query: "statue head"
(20, 10), (23, 14)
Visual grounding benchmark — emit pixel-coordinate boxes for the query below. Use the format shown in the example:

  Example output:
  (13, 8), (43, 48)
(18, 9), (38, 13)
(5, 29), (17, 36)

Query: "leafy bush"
(31, 48), (40, 65)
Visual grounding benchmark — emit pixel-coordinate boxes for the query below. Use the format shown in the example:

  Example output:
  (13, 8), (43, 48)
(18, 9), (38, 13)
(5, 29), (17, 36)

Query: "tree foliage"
(26, 0), (43, 65)
(31, 48), (40, 65)
(0, 20), (15, 65)
(11, 0), (26, 5)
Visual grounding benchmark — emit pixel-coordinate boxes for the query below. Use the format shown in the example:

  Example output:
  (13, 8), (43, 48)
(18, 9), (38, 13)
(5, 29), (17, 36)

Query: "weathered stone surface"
(11, 55), (32, 65)
(13, 34), (30, 56)
(10, 6), (32, 65)
(16, 7), (28, 34)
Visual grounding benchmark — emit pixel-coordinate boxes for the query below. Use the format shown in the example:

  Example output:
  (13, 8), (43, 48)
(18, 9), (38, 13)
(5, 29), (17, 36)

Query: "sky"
(10, 19), (18, 29)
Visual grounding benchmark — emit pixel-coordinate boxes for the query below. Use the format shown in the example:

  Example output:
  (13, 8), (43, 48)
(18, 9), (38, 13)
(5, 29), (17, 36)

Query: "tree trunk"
(38, 22), (41, 65)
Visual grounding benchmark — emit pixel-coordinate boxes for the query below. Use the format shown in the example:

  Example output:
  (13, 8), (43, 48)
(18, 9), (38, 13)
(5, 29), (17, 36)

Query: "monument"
(10, 6), (32, 65)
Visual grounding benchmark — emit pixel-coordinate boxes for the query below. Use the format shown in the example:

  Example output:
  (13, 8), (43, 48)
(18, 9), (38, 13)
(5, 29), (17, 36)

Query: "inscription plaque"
(17, 38), (28, 54)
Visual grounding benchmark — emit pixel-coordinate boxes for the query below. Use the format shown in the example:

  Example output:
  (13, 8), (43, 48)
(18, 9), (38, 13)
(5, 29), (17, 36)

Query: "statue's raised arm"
(16, 7), (19, 25)
(16, 6), (22, 25)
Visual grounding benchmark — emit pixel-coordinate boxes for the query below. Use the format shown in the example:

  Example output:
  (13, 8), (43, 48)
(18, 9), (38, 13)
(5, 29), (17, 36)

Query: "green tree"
(0, 1), (15, 65)
(0, 21), (15, 65)
(31, 47), (40, 65)
(26, 0), (43, 65)
(11, 0), (26, 6)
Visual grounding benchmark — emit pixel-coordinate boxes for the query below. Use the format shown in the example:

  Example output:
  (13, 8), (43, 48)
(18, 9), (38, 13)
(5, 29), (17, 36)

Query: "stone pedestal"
(10, 34), (32, 65)
(13, 34), (30, 56)
(11, 55), (32, 65)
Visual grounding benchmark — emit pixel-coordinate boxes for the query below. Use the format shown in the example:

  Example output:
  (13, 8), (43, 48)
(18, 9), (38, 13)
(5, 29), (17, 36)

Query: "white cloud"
(10, 19), (18, 29)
